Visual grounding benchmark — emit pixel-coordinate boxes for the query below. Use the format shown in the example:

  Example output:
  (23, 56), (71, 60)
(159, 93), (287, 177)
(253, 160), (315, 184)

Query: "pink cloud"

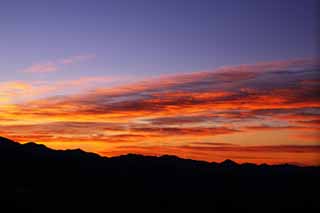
(59, 54), (96, 65)
(22, 54), (96, 73)
(23, 62), (58, 73)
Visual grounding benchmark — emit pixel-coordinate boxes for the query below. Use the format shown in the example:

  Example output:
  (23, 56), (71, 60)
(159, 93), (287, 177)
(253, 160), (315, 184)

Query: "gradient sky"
(0, 0), (319, 165)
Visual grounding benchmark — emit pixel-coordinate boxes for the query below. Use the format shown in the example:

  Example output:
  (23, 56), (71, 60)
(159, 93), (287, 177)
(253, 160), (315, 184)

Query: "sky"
(0, 0), (319, 165)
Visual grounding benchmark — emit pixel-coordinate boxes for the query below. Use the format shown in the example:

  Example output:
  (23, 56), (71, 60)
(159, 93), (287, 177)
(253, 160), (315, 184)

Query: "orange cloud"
(1, 58), (320, 165)
(0, 81), (45, 104)
(0, 76), (125, 104)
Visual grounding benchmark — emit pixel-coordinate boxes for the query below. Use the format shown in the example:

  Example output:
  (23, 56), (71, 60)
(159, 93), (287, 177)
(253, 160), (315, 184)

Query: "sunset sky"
(0, 0), (319, 165)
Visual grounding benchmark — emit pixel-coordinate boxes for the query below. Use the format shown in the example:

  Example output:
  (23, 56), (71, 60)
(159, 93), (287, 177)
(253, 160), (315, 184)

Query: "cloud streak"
(0, 76), (128, 104)
(1, 58), (320, 165)
(22, 54), (96, 73)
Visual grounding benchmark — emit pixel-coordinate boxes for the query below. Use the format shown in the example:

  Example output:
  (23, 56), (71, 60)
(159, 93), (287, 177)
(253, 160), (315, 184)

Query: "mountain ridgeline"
(0, 136), (319, 212)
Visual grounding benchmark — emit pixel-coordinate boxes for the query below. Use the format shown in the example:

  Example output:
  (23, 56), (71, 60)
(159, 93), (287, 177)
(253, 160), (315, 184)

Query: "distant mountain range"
(0, 136), (319, 212)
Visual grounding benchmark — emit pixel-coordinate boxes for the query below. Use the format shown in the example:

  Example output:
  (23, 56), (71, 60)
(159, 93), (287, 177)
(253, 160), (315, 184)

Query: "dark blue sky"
(0, 0), (318, 81)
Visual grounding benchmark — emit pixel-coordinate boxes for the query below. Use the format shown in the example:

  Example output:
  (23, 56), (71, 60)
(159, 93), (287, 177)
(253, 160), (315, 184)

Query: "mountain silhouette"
(0, 136), (319, 213)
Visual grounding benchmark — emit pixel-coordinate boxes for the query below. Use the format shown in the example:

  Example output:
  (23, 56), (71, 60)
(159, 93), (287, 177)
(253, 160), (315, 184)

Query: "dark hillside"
(0, 136), (319, 212)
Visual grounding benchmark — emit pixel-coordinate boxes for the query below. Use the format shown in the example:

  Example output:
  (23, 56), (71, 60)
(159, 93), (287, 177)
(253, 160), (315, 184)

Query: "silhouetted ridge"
(0, 136), (16, 144)
(221, 159), (238, 167)
(0, 136), (319, 213)
(0, 137), (307, 167)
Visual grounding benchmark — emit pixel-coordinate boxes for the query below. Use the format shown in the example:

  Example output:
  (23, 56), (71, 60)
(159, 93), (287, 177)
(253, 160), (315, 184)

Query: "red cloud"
(2, 58), (320, 165)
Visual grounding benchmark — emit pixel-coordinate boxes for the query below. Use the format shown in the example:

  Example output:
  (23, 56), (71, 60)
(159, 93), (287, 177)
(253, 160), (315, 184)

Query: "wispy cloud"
(23, 62), (58, 73)
(0, 75), (123, 104)
(59, 54), (96, 65)
(22, 54), (96, 73)
(2, 58), (320, 165)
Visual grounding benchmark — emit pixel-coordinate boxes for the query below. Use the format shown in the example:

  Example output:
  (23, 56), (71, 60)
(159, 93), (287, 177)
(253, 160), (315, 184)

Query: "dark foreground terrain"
(0, 136), (319, 212)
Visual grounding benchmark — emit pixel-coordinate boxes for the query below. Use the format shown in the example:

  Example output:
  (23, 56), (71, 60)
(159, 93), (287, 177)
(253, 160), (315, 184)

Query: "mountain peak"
(0, 136), (15, 143)
(221, 159), (238, 167)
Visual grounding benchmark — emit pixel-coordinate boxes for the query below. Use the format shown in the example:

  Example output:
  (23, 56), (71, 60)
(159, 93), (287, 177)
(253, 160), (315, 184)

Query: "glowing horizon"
(1, 58), (319, 166)
(1, 0), (319, 166)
